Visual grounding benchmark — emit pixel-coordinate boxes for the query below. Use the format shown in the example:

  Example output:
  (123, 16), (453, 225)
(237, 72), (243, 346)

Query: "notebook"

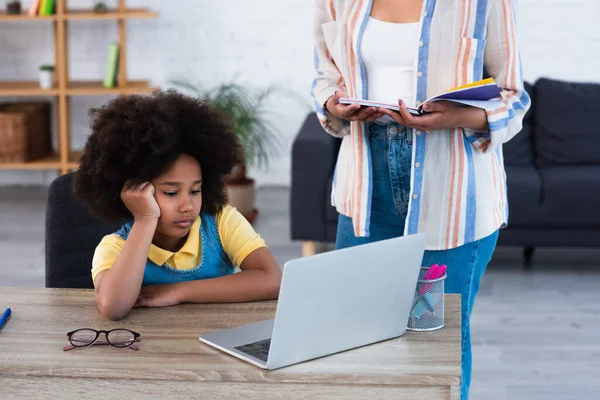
(339, 78), (502, 116)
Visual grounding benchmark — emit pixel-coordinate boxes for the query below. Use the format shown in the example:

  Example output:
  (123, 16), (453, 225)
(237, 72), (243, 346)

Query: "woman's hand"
(378, 100), (489, 132)
(121, 181), (161, 221)
(135, 284), (181, 308)
(326, 90), (384, 123)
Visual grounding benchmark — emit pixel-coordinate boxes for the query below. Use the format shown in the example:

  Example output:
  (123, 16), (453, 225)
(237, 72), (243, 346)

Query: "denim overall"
(114, 211), (235, 286)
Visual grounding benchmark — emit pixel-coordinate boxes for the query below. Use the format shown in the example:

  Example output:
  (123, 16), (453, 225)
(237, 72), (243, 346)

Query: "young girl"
(313, 0), (529, 398)
(73, 90), (282, 321)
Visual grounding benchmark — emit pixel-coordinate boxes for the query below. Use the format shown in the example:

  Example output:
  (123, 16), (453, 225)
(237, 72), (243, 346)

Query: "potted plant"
(93, 2), (108, 13)
(38, 65), (55, 89)
(170, 79), (281, 222)
(6, 0), (21, 14)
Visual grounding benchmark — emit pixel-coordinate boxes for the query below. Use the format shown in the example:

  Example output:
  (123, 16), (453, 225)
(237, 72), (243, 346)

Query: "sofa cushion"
(523, 81), (534, 123)
(534, 78), (600, 166)
(503, 81), (535, 166)
(537, 166), (600, 228)
(504, 166), (545, 228)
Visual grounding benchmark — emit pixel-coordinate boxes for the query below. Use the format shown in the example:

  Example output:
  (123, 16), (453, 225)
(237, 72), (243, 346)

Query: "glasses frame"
(64, 328), (141, 351)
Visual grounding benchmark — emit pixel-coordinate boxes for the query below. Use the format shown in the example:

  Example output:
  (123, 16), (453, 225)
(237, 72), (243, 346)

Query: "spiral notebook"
(339, 78), (502, 115)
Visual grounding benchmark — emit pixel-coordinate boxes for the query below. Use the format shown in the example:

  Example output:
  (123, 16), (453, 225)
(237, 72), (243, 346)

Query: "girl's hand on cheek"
(121, 181), (161, 222)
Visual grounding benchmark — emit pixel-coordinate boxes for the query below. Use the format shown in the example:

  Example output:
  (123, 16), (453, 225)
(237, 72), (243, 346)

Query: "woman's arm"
(313, 0), (350, 137)
(379, 100), (490, 133)
(94, 181), (161, 320)
(313, 0), (342, 113)
(473, 0), (531, 151)
(379, 0), (530, 151)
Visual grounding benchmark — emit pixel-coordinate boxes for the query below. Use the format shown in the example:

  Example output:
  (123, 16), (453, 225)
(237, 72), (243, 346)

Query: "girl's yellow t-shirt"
(91, 205), (266, 282)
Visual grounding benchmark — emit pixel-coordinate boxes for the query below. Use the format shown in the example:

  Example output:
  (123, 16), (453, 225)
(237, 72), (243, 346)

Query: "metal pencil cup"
(407, 267), (446, 331)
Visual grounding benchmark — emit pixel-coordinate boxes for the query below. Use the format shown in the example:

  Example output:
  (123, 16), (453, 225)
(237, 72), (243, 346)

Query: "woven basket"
(0, 102), (52, 163)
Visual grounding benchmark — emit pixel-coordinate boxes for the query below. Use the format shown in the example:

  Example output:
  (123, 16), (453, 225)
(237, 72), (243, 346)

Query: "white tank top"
(362, 18), (419, 109)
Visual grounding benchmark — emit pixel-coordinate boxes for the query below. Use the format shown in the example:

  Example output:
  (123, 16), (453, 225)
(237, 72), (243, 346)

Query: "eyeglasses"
(64, 328), (141, 351)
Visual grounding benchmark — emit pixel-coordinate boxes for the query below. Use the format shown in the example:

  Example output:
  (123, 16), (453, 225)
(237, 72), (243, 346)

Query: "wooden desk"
(0, 288), (461, 399)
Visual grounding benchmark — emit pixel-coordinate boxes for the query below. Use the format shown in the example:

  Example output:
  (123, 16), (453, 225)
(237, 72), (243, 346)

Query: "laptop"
(199, 233), (427, 370)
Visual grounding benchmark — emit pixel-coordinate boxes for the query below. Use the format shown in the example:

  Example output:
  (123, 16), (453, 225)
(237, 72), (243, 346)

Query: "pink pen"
(422, 264), (438, 280)
(419, 264), (446, 294)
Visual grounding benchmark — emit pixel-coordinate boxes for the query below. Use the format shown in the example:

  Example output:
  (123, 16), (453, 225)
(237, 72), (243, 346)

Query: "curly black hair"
(73, 89), (243, 223)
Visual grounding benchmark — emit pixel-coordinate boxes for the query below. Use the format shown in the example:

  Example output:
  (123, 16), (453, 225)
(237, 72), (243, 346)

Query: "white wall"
(0, 0), (598, 187)
(517, 0), (600, 82)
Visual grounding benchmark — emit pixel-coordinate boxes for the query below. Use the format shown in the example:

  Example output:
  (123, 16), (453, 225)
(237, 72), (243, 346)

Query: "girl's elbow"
(103, 310), (125, 322)
(267, 269), (282, 299)
(96, 296), (129, 321)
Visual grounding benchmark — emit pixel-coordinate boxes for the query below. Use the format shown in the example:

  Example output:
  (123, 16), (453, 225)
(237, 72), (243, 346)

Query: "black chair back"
(45, 173), (121, 288)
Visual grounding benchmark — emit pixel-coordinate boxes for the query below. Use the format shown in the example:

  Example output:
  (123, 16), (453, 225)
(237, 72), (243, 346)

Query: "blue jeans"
(335, 122), (499, 400)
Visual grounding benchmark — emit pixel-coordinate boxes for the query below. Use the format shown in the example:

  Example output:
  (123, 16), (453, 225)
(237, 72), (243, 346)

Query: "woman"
(312, 0), (529, 398)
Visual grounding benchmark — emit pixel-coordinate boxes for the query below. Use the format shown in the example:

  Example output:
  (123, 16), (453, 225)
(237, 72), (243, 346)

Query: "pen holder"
(407, 266), (446, 331)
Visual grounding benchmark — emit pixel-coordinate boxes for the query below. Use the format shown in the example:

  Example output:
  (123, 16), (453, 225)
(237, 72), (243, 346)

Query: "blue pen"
(0, 308), (11, 329)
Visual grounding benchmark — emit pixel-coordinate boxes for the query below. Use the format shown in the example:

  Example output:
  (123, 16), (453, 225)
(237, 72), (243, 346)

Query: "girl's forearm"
(95, 218), (157, 320)
(175, 268), (281, 304)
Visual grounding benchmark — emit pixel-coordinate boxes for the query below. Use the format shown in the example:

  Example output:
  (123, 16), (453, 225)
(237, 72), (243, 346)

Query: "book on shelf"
(103, 43), (120, 88)
(28, 0), (41, 16)
(339, 78), (502, 116)
(38, 0), (55, 16)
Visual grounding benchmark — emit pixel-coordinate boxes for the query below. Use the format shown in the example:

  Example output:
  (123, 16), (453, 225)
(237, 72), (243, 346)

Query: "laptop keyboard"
(234, 338), (271, 362)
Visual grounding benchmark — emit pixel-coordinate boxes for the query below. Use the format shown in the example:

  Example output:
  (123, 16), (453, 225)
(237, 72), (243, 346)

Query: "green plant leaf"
(169, 77), (285, 171)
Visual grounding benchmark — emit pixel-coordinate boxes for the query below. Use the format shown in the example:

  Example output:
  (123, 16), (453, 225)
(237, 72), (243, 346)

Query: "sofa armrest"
(290, 113), (341, 241)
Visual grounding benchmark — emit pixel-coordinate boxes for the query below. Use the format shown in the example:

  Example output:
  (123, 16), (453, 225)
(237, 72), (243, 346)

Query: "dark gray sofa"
(290, 78), (600, 263)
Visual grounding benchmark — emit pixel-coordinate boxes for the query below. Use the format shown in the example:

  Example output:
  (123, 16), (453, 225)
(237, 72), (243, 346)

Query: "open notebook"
(339, 78), (502, 115)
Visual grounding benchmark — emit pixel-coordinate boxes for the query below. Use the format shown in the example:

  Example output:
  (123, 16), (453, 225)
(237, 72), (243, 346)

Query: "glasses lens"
(107, 329), (136, 347)
(70, 329), (98, 347)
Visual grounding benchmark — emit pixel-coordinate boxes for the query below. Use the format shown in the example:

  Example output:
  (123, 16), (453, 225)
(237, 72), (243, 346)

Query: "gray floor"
(1, 186), (599, 400)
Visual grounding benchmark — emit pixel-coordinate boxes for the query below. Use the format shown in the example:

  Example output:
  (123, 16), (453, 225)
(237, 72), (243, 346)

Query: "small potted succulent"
(38, 65), (55, 90)
(93, 2), (108, 13)
(6, 0), (21, 14)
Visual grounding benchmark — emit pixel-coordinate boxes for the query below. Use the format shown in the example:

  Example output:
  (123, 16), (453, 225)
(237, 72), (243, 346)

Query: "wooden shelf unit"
(0, 11), (56, 20)
(0, 81), (60, 96)
(0, 8), (157, 21)
(0, 153), (61, 170)
(63, 8), (158, 20)
(0, 0), (158, 174)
